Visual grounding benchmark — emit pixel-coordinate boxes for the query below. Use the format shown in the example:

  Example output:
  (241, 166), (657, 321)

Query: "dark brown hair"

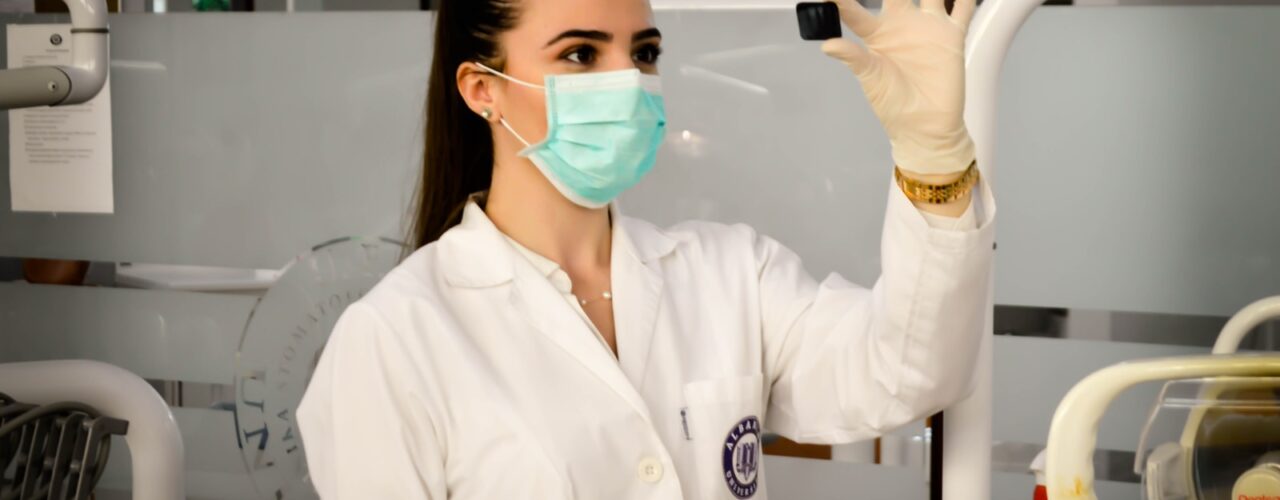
(405, 0), (519, 254)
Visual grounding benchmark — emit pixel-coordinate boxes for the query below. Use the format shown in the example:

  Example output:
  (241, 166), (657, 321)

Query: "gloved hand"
(821, 0), (977, 175)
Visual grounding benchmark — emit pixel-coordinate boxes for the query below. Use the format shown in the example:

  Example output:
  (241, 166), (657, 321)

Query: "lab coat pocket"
(682, 373), (766, 500)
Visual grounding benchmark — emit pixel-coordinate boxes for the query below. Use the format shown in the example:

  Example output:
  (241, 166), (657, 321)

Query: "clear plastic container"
(1136, 376), (1280, 500)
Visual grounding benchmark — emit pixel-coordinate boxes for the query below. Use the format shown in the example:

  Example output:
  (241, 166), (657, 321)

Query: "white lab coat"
(297, 178), (996, 499)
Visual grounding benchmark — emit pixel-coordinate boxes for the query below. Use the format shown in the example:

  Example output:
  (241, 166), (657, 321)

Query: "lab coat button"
(637, 457), (663, 483)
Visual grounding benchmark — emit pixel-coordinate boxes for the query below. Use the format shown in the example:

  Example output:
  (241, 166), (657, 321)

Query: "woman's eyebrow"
(545, 29), (612, 47)
(632, 27), (662, 42)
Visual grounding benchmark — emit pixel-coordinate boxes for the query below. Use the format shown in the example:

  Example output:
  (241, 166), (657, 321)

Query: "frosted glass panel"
(992, 335), (1207, 451)
(993, 471), (1138, 500)
(759, 456), (927, 499)
(95, 408), (260, 500)
(623, 7), (1280, 318)
(2, 8), (1277, 315)
(0, 13), (429, 269)
(0, 282), (255, 384)
(5, 6), (1280, 499)
(0, 239), (401, 500)
(989, 7), (1280, 316)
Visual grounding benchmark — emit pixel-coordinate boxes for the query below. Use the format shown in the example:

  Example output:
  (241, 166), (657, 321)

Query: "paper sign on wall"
(7, 23), (113, 214)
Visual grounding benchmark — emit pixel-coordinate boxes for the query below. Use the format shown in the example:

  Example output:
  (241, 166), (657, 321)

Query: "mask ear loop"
(473, 62), (543, 148)
(473, 62), (544, 90)
(498, 116), (532, 148)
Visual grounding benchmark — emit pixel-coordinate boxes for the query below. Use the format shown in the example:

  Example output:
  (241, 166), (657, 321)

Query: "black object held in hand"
(796, 2), (843, 41)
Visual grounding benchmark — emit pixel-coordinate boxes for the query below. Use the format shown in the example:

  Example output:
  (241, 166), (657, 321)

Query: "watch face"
(233, 237), (402, 500)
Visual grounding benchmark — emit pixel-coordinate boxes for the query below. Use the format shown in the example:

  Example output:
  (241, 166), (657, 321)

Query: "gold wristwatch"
(894, 160), (979, 204)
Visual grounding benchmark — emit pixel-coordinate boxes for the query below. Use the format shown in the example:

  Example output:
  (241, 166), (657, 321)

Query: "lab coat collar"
(438, 194), (678, 289)
(609, 213), (669, 392)
(437, 197), (517, 289)
(611, 199), (678, 265)
(435, 193), (674, 422)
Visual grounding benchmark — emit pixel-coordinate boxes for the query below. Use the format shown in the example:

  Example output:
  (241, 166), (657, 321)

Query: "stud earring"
(481, 108), (492, 120)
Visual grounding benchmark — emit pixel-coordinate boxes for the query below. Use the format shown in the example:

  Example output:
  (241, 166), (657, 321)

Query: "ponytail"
(405, 0), (519, 254)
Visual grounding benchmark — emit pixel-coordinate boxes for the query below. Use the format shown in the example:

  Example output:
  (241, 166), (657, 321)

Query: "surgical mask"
(477, 63), (667, 208)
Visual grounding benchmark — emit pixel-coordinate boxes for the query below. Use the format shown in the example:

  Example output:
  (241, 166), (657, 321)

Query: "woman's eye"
(634, 44), (663, 65)
(563, 45), (597, 65)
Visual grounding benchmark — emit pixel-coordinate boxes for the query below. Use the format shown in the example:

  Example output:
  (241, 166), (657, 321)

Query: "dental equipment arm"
(1044, 355), (1280, 500)
(0, 0), (108, 110)
(1213, 295), (1280, 355)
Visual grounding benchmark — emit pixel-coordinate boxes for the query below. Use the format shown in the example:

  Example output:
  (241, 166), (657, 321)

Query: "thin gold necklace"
(576, 290), (613, 306)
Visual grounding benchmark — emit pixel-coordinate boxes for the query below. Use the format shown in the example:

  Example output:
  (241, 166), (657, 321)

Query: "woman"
(297, 0), (995, 497)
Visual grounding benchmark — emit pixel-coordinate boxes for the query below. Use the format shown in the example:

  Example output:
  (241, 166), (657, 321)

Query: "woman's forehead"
(513, 0), (656, 40)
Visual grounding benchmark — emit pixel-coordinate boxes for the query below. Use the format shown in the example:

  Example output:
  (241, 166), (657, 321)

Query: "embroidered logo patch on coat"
(722, 415), (760, 498)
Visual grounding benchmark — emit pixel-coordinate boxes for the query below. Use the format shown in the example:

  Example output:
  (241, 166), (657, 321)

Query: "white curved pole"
(0, 360), (185, 500)
(1213, 295), (1280, 355)
(1044, 355), (1280, 500)
(942, 0), (1042, 498)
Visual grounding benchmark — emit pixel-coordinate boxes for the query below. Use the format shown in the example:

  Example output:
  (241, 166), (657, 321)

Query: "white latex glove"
(821, 0), (977, 175)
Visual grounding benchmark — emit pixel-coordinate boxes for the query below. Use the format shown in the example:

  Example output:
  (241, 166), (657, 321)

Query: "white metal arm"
(0, 0), (109, 109)
(0, 359), (185, 500)
(1043, 355), (1280, 500)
